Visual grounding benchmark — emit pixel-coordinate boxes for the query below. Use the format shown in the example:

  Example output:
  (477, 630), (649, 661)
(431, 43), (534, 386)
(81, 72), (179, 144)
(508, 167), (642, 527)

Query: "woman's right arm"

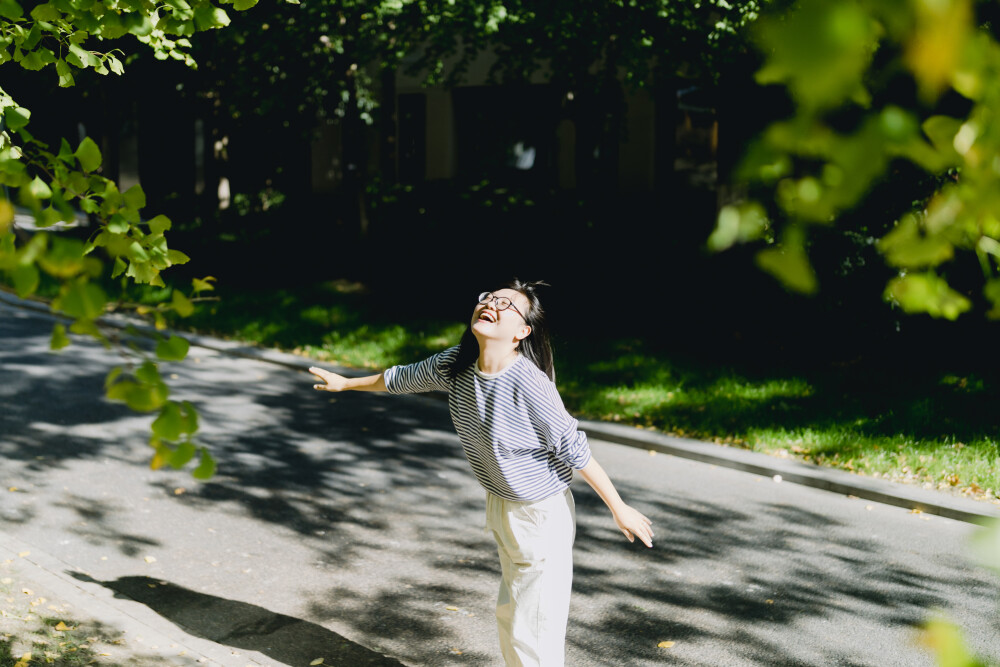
(310, 367), (387, 392)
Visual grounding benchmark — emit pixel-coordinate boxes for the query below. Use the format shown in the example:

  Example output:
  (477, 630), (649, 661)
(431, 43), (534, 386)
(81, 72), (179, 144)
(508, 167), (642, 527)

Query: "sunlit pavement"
(2, 299), (999, 666)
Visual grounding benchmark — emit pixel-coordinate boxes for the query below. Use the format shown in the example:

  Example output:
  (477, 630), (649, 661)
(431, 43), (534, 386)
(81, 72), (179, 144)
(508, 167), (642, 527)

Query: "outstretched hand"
(309, 366), (349, 392)
(613, 504), (654, 548)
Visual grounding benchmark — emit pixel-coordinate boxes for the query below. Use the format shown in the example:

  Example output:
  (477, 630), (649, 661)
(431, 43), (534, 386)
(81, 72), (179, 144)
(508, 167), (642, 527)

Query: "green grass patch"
(167, 281), (466, 370)
(556, 338), (1000, 499)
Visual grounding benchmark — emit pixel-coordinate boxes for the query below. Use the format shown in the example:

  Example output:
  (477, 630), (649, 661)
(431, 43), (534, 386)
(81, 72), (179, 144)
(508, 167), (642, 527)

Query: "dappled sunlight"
(4, 305), (1000, 665)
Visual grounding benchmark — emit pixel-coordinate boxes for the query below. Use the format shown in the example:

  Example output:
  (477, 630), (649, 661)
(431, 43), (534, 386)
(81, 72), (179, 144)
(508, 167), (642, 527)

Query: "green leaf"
(39, 236), (89, 277)
(192, 447), (216, 479)
(56, 138), (74, 163)
(106, 213), (129, 234)
(709, 203), (769, 251)
(155, 334), (190, 361)
(30, 3), (61, 21)
(107, 379), (168, 411)
(0, 0), (22, 20)
(167, 249), (190, 265)
(194, 5), (230, 30)
(67, 43), (97, 68)
(56, 58), (74, 86)
(152, 401), (184, 441)
(147, 214), (171, 235)
(50, 322), (70, 350)
(127, 240), (150, 262)
(107, 54), (124, 75)
(192, 276), (216, 293)
(171, 290), (194, 317)
(920, 616), (983, 667)
(136, 360), (161, 385)
(169, 441), (197, 468)
(122, 11), (154, 36)
(181, 400), (199, 434)
(68, 318), (100, 337)
(884, 273), (971, 319)
(35, 207), (62, 228)
(233, 0), (258, 9)
(985, 279), (1000, 319)
(75, 136), (102, 172)
(152, 401), (200, 442)
(922, 116), (962, 156)
(104, 366), (123, 389)
(18, 49), (50, 70)
(123, 184), (146, 210)
(0, 198), (12, 235)
(878, 215), (954, 268)
(11, 263), (39, 297)
(54, 281), (106, 319)
(28, 176), (52, 199)
(3, 105), (30, 131)
(111, 256), (127, 278)
(756, 244), (818, 294)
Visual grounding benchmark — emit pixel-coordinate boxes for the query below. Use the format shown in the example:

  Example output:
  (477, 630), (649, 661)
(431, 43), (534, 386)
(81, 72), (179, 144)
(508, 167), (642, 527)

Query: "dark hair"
(449, 279), (556, 382)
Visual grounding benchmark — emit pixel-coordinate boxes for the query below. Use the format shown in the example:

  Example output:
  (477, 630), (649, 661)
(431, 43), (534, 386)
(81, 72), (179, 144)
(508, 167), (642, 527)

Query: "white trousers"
(486, 488), (576, 667)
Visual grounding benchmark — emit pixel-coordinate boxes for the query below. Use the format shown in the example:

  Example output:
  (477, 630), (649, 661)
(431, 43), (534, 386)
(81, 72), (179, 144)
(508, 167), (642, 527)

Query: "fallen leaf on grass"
(657, 641), (676, 648)
(310, 659), (324, 665)
(54, 621), (70, 631)
(446, 606), (459, 611)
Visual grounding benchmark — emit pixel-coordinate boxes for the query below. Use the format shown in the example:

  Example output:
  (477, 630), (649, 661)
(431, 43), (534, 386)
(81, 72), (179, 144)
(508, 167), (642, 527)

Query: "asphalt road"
(2, 301), (999, 666)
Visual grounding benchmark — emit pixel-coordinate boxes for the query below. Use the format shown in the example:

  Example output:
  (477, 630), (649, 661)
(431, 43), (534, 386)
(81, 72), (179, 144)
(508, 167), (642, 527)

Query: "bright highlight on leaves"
(884, 273), (971, 320)
(712, 0), (1000, 319)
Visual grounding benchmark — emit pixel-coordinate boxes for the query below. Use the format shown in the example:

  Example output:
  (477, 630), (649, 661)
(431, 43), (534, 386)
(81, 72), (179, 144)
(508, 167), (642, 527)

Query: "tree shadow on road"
(72, 573), (406, 666)
(6, 308), (1000, 666)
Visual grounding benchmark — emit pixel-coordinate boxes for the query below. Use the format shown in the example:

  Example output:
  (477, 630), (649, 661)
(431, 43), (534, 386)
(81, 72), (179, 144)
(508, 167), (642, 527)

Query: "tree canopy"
(711, 0), (1000, 321)
(0, 0), (261, 476)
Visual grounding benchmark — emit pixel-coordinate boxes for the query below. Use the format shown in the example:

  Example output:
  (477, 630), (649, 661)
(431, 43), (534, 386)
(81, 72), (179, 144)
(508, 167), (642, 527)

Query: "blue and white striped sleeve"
(382, 346), (457, 395)
(525, 371), (592, 470)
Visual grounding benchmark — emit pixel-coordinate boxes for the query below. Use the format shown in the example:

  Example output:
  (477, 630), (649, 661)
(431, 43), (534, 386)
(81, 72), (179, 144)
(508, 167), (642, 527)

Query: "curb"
(3, 290), (999, 525)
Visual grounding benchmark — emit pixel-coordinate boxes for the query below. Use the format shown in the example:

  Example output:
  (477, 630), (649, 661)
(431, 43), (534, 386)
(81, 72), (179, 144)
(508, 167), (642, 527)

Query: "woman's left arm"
(578, 457), (654, 548)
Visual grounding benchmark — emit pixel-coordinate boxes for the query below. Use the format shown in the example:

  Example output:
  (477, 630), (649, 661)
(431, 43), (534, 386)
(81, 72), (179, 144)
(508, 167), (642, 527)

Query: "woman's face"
(471, 288), (532, 344)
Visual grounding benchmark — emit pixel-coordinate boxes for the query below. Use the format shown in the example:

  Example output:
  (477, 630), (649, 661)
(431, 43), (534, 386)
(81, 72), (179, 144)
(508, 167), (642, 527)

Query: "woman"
(309, 279), (653, 666)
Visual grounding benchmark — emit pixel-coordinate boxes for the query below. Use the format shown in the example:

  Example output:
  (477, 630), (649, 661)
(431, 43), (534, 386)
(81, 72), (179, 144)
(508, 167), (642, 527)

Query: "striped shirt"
(383, 346), (592, 501)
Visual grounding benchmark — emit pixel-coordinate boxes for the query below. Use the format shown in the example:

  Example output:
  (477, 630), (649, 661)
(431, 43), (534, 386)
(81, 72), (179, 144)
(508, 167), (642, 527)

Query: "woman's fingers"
(309, 367), (332, 391)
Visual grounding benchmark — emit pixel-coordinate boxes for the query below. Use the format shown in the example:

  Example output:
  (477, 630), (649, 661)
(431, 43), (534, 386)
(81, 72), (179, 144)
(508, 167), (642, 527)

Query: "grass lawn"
(163, 281), (1000, 504)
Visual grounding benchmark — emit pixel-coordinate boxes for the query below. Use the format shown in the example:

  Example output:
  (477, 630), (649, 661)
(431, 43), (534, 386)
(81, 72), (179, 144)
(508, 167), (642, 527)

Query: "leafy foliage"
(0, 0), (258, 475)
(712, 0), (1000, 320)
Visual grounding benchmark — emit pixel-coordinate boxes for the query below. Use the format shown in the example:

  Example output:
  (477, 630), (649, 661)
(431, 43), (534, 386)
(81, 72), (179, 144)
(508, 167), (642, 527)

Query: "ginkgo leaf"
(657, 641), (675, 648)
(309, 659), (324, 666)
(54, 621), (70, 631)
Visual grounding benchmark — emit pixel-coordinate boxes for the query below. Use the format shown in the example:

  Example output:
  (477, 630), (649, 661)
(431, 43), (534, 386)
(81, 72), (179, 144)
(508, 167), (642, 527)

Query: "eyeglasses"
(478, 292), (526, 320)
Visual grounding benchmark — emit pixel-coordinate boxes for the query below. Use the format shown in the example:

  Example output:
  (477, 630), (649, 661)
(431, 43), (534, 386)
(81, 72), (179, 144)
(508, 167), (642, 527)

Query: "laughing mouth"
(478, 311), (497, 323)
